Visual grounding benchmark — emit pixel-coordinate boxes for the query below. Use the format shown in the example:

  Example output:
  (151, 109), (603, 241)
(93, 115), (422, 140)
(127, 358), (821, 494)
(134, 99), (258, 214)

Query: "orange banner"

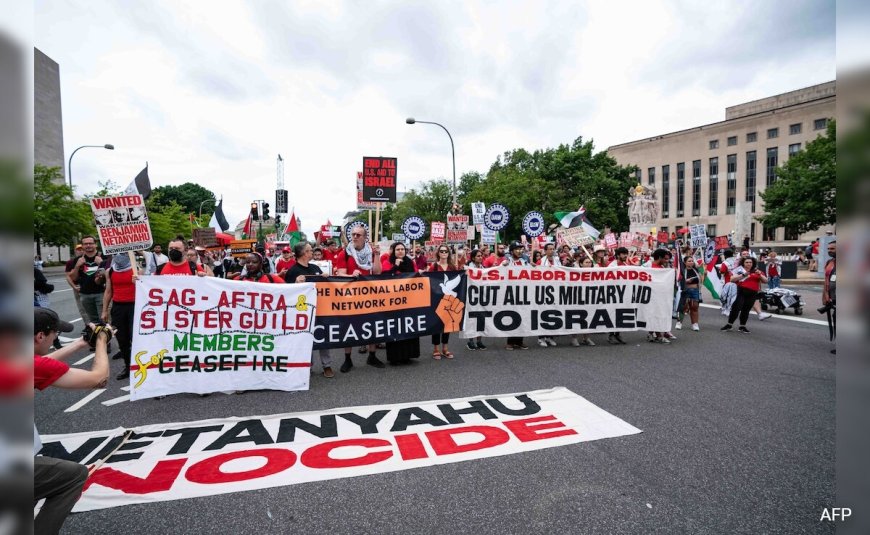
(315, 278), (431, 317)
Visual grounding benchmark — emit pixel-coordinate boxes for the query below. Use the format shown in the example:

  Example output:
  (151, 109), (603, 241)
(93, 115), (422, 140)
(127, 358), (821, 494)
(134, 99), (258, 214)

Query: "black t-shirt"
(284, 262), (322, 283)
(77, 254), (107, 295)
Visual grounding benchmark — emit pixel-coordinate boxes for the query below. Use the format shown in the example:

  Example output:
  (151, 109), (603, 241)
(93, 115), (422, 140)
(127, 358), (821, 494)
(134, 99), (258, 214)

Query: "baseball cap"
(282, 247), (291, 253)
(593, 244), (606, 253)
(34, 308), (74, 335)
(509, 241), (524, 250)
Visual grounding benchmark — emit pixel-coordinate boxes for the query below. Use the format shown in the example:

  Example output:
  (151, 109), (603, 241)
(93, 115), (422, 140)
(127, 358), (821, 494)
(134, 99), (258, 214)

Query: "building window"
(763, 225), (777, 241)
(692, 159), (701, 217)
(727, 136), (737, 146)
(709, 139), (719, 150)
(788, 143), (801, 155)
(766, 147), (778, 187)
(660, 226), (668, 235)
(662, 165), (670, 218)
(784, 226), (800, 240)
(708, 157), (718, 216)
(767, 128), (778, 139)
(746, 150), (757, 212)
(751, 222), (756, 242)
(789, 123), (802, 135)
(676, 162), (685, 218)
(814, 118), (828, 130)
(707, 224), (717, 237)
(746, 132), (757, 143)
(647, 167), (655, 185)
(726, 154), (737, 214)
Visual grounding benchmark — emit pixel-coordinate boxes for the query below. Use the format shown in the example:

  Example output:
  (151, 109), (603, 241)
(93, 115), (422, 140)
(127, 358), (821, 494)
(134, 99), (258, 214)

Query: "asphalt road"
(36, 269), (834, 534)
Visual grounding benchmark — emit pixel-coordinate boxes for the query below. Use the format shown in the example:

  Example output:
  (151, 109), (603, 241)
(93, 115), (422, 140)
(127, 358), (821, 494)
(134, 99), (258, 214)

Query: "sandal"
(442, 349), (454, 359)
(432, 349), (442, 360)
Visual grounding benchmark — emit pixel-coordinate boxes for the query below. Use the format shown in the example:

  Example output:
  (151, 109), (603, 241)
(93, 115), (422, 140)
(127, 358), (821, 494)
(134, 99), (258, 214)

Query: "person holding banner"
(381, 242), (421, 365)
(101, 253), (138, 379)
(285, 242), (334, 377)
(483, 244), (506, 268)
(677, 255), (704, 332)
(569, 257), (597, 347)
(648, 249), (675, 344)
(605, 248), (630, 345)
(504, 241), (530, 350)
(538, 243), (561, 267)
(156, 239), (206, 276)
(335, 224), (385, 371)
(464, 249), (488, 352)
(239, 253), (284, 284)
(428, 245), (457, 359)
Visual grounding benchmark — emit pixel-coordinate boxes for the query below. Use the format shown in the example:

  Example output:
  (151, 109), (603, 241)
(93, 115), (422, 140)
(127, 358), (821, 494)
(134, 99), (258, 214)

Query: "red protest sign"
(446, 215), (469, 244)
(604, 233), (617, 249)
(714, 236), (730, 250)
(657, 231), (668, 243)
(431, 221), (446, 242)
(362, 157), (397, 203)
(90, 194), (152, 255)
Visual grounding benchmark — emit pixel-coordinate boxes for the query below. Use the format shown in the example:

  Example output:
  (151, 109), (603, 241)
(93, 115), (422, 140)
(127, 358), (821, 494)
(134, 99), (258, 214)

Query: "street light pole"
(67, 144), (115, 189)
(199, 199), (214, 221)
(406, 118), (456, 211)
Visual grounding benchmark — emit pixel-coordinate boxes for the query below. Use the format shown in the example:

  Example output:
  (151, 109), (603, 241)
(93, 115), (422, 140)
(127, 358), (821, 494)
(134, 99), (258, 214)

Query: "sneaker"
(546, 337), (557, 347)
(608, 334), (620, 345)
(466, 341), (477, 351)
(675, 322), (682, 330)
(738, 326), (751, 334)
(505, 344), (515, 351)
(658, 336), (671, 344)
(116, 369), (130, 380)
(367, 354), (386, 368)
(582, 338), (596, 346)
(570, 338), (580, 347)
(340, 358), (353, 373)
(664, 332), (677, 340)
(614, 333), (627, 345)
(692, 324), (700, 331)
(516, 344), (529, 350)
(758, 312), (771, 321)
(476, 341), (487, 350)
(721, 324), (733, 331)
(538, 338), (549, 348)
(322, 367), (335, 378)
(112, 350), (124, 361)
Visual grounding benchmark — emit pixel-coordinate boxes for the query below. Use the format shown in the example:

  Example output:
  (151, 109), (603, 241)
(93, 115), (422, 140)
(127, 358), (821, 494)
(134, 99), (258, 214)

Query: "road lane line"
(73, 353), (95, 365)
(64, 389), (106, 412)
(699, 304), (826, 326)
(102, 394), (130, 406)
(120, 386), (130, 391)
(70, 318), (82, 323)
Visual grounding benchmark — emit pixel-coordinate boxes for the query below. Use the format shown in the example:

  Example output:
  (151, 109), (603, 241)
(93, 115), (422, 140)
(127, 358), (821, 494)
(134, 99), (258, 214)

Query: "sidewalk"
(785, 268), (824, 286)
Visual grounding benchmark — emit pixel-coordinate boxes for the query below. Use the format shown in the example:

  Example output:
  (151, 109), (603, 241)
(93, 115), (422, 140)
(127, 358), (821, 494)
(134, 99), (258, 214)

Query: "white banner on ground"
(464, 266), (674, 337)
(39, 387), (640, 512)
(130, 276), (317, 400)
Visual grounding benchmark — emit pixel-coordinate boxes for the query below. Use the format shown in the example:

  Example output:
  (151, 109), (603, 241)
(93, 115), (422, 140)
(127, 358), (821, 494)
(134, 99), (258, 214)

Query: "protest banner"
(481, 228), (497, 245)
(356, 172), (378, 210)
(447, 215), (469, 244)
(464, 266), (675, 337)
(39, 387), (641, 512)
(557, 227), (595, 248)
(362, 157), (397, 203)
(90, 194), (153, 255)
(471, 202), (486, 225)
(714, 235), (730, 250)
(130, 276), (317, 400)
(689, 224), (708, 248)
(311, 272), (466, 349)
(192, 227), (217, 248)
(431, 222), (446, 242)
(657, 231), (669, 244)
(230, 240), (257, 258)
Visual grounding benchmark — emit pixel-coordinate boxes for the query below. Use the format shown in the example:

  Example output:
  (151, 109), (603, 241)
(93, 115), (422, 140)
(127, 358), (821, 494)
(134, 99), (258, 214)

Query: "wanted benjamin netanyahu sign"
(90, 194), (153, 255)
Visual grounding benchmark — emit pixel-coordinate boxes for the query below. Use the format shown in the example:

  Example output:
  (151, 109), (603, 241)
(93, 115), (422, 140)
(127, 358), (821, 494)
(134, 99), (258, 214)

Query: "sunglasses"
(439, 249), (449, 253)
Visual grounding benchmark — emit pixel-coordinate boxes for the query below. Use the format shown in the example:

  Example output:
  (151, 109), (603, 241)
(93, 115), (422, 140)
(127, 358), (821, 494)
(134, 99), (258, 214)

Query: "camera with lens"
(817, 302), (835, 314)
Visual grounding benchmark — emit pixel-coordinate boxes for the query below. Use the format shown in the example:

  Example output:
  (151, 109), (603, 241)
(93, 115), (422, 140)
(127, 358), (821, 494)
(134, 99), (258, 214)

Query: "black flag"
(212, 197), (230, 232)
(125, 164), (152, 199)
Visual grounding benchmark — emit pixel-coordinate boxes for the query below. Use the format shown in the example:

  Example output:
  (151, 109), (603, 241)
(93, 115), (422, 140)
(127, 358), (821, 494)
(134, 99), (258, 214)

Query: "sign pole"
(128, 251), (139, 277)
(374, 203), (382, 243)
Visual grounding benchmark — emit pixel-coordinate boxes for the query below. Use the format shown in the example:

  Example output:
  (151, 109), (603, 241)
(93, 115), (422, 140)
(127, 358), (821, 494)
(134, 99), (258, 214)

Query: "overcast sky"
(35, 0), (836, 237)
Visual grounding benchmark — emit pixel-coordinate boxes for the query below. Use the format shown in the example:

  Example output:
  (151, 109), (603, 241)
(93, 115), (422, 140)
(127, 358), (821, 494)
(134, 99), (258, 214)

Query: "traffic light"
(275, 215), (281, 229)
(250, 202), (259, 221)
(262, 203), (271, 221)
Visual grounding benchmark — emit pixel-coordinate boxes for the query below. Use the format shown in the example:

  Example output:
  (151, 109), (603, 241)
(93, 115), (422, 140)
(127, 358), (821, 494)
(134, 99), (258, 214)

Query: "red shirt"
(483, 254), (503, 268)
(109, 268), (135, 303)
(737, 271), (763, 292)
(157, 262), (205, 276)
(242, 273), (284, 283)
(275, 257), (296, 273)
(718, 262), (732, 284)
(334, 250), (372, 276)
(767, 262), (779, 277)
(322, 248), (340, 262)
(34, 355), (69, 390)
(413, 255), (428, 271)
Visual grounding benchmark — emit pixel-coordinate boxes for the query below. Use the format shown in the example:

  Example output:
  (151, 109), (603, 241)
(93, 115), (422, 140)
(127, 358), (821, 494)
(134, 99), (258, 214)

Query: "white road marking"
(120, 386), (130, 391)
(70, 318), (82, 323)
(53, 289), (73, 293)
(102, 394), (130, 406)
(699, 304), (826, 326)
(73, 353), (95, 365)
(64, 389), (106, 412)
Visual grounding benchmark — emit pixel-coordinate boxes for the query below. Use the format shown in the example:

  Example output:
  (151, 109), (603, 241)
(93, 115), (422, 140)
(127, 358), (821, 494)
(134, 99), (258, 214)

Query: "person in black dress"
(381, 242), (420, 365)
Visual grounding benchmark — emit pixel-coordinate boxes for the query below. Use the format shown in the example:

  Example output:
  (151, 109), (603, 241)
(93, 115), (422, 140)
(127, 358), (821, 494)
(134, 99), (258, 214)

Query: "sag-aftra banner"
(130, 276), (317, 399)
(38, 387), (641, 511)
(464, 266), (675, 337)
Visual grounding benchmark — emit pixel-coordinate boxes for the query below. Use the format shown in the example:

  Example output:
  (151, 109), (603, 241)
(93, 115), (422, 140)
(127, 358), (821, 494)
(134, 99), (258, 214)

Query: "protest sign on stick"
(192, 227), (217, 248)
(447, 215), (469, 244)
(90, 194), (153, 255)
(689, 224), (708, 248)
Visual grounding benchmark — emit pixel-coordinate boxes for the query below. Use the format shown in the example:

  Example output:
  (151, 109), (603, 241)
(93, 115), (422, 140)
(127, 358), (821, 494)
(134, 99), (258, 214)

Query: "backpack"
(156, 261), (197, 275)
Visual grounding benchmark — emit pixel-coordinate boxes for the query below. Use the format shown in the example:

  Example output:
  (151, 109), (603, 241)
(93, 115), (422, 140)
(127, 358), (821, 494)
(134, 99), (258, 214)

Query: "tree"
(150, 183), (216, 216)
(758, 121), (836, 234)
(387, 180), (454, 239)
(33, 165), (95, 255)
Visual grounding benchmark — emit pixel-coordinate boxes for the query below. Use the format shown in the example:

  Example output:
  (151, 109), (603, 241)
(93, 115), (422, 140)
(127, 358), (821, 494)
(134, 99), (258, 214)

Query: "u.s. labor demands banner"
(312, 272), (466, 349)
(38, 387), (641, 512)
(464, 266), (675, 337)
(130, 276), (317, 400)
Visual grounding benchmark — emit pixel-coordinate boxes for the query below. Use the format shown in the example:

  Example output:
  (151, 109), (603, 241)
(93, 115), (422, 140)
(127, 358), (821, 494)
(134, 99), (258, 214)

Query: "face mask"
(168, 249), (184, 262)
(828, 252), (836, 258)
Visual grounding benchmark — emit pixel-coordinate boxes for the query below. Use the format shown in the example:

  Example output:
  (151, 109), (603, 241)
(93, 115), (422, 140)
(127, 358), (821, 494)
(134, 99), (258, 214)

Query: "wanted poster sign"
(130, 276), (317, 400)
(447, 214), (469, 244)
(90, 194), (152, 255)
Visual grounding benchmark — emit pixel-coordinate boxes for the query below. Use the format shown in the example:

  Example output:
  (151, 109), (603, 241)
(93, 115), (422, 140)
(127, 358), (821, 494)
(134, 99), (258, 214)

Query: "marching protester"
(186, 248), (214, 277)
(156, 238), (207, 276)
(322, 239), (340, 262)
(483, 243), (507, 268)
(464, 248), (487, 351)
(592, 244), (608, 267)
(428, 244), (457, 359)
(605, 247), (629, 345)
(312, 247), (324, 262)
(34, 266), (62, 349)
(381, 242), (421, 365)
(412, 244), (428, 272)
(504, 241), (529, 350)
(538, 243), (561, 267)
(335, 223), (384, 371)
(275, 246), (296, 279)
(647, 248), (674, 343)
(822, 241), (836, 354)
(64, 244), (90, 324)
(285, 242), (334, 377)
(531, 250), (542, 266)
(101, 253), (138, 379)
(239, 252), (284, 283)
(570, 257), (596, 347)
(69, 236), (107, 324)
(721, 256), (768, 333)
(144, 244), (168, 275)
(677, 255), (704, 331)
(34, 308), (113, 534)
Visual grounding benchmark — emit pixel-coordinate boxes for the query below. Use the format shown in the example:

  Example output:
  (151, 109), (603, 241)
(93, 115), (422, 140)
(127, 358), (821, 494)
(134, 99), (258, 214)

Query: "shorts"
(684, 287), (701, 302)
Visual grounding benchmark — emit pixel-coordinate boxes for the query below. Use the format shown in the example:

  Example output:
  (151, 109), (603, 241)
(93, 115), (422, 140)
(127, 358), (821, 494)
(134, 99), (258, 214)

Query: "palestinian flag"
(553, 206), (600, 238)
(284, 209), (303, 247)
(242, 212), (252, 238)
(704, 256), (723, 300)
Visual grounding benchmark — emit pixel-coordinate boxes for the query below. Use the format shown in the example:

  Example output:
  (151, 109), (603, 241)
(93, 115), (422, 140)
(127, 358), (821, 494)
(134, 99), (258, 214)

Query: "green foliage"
(33, 165), (95, 248)
(145, 200), (191, 247)
(758, 120), (836, 234)
(386, 180), (453, 239)
(150, 183), (216, 216)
